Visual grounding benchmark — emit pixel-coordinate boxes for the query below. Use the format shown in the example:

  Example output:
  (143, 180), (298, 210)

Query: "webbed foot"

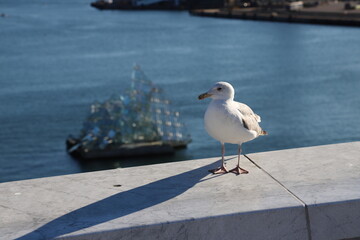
(209, 166), (228, 174)
(230, 166), (249, 175)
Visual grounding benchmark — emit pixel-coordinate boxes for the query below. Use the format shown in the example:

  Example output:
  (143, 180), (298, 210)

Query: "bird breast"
(204, 100), (257, 144)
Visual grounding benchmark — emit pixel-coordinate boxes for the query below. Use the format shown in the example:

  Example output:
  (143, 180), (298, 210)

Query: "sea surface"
(1, 0), (360, 183)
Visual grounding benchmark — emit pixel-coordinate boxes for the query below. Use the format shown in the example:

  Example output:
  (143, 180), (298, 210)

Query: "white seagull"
(198, 82), (267, 175)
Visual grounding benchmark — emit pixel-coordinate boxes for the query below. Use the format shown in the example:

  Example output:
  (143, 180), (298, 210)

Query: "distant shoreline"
(190, 2), (360, 27)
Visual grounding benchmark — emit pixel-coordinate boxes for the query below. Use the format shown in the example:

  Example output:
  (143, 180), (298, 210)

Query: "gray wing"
(236, 102), (265, 135)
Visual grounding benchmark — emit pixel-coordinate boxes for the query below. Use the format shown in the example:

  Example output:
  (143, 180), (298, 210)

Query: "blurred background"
(1, 0), (360, 183)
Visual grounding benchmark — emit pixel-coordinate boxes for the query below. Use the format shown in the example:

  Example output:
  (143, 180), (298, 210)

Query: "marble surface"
(1, 142), (360, 240)
(247, 141), (360, 240)
(0, 155), (308, 240)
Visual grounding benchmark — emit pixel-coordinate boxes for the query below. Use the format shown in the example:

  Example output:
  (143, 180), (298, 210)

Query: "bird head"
(198, 82), (235, 101)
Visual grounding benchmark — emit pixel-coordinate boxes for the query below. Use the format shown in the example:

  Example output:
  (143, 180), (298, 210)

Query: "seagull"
(198, 82), (267, 175)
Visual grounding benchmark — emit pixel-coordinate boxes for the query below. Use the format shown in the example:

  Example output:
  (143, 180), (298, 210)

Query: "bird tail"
(260, 130), (268, 136)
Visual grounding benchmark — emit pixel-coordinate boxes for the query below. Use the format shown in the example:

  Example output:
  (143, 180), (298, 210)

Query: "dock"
(1, 142), (360, 239)
(190, 2), (360, 26)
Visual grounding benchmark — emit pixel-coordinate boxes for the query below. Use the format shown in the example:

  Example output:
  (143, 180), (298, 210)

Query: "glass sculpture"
(67, 65), (191, 159)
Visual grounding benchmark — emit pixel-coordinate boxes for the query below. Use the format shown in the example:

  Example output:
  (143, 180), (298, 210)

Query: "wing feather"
(236, 102), (266, 135)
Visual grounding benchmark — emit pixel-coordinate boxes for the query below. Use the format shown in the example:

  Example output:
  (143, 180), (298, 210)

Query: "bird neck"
(211, 98), (233, 105)
(211, 95), (234, 101)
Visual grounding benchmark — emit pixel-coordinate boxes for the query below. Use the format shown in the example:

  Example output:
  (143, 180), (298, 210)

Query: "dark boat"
(91, 0), (187, 10)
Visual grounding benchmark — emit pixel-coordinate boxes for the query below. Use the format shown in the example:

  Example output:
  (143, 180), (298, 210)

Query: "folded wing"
(237, 102), (267, 136)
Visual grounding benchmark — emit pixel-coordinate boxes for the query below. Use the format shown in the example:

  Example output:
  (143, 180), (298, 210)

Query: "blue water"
(1, 0), (360, 183)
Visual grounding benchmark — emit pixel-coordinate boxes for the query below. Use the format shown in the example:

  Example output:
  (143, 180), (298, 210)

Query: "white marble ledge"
(1, 155), (307, 240)
(247, 141), (360, 240)
(0, 142), (359, 240)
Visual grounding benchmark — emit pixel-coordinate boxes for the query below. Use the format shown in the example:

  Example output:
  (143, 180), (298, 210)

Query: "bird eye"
(217, 87), (222, 91)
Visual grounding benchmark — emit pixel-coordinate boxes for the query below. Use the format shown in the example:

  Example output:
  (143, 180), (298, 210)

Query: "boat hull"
(66, 138), (188, 160)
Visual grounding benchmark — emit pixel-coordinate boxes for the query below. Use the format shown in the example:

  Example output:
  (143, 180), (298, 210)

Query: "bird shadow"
(16, 161), (220, 240)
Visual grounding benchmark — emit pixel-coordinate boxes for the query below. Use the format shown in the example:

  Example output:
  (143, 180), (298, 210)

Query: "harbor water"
(1, 0), (360, 182)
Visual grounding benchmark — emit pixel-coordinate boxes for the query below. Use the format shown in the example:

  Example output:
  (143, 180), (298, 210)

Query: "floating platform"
(66, 138), (178, 159)
(67, 66), (191, 160)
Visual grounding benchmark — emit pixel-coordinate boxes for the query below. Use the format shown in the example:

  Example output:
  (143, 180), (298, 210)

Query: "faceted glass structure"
(73, 65), (191, 153)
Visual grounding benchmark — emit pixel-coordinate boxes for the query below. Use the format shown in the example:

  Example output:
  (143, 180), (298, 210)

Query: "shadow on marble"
(15, 161), (219, 240)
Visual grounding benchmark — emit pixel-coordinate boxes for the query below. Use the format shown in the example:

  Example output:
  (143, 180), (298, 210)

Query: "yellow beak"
(198, 92), (212, 100)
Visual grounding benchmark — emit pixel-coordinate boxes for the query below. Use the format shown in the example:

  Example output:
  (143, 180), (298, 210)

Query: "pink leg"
(209, 143), (228, 174)
(230, 144), (249, 175)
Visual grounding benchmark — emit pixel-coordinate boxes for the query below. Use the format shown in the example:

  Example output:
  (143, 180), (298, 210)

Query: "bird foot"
(209, 166), (228, 174)
(230, 166), (249, 175)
